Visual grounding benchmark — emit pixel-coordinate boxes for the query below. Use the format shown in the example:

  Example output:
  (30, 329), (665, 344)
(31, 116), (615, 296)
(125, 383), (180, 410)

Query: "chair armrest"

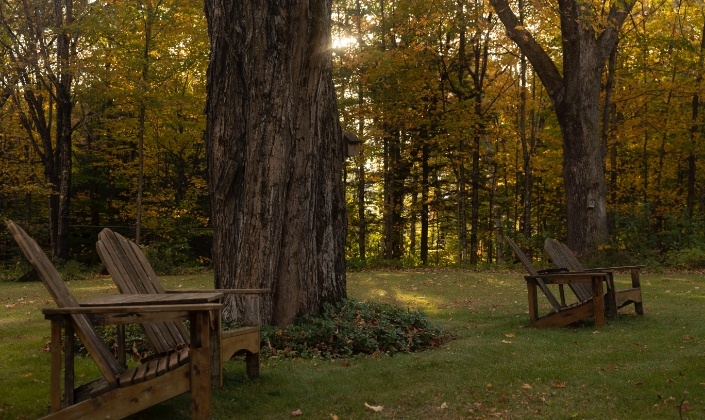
(525, 272), (609, 285)
(164, 289), (270, 326)
(42, 303), (221, 325)
(167, 288), (271, 295)
(584, 265), (645, 272)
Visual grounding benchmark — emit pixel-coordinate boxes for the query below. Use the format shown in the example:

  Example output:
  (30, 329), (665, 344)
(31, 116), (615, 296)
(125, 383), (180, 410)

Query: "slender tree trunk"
(409, 182), (417, 255)
(520, 53), (532, 239)
(355, 0), (366, 262)
(517, 0), (532, 241)
(3, 0), (77, 259)
(383, 129), (405, 260)
(356, 155), (366, 261)
(54, 0), (74, 261)
(468, 11), (491, 266)
(136, 102), (146, 244)
(420, 141), (429, 265)
(470, 131), (480, 265)
(205, 0), (346, 326)
(603, 47), (617, 233)
(457, 141), (466, 264)
(687, 21), (705, 222)
(135, 1), (157, 245)
(383, 129), (393, 258)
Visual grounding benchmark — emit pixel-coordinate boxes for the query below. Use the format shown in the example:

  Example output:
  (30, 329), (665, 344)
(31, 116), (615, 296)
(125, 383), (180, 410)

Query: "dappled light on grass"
(3, 270), (705, 418)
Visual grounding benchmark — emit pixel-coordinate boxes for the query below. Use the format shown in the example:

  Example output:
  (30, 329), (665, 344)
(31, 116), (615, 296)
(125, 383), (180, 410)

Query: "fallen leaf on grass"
(291, 409), (303, 416)
(504, 332), (516, 338)
(552, 381), (566, 389)
(522, 384), (532, 390)
(330, 414), (339, 420)
(365, 403), (383, 412)
(439, 402), (448, 409)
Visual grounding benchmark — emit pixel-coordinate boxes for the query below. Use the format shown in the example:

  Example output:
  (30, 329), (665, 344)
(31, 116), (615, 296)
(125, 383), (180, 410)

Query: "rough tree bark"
(490, 0), (637, 253)
(204, 0), (347, 326)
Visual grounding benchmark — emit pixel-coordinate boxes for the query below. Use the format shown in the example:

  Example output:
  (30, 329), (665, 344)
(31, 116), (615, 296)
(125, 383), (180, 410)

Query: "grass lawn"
(0, 269), (703, 419)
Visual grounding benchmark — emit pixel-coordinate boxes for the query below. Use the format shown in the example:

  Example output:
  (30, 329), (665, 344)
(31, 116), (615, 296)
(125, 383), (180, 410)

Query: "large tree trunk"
(554, 54), (608, 251)
(204, 0), (346, 326)
(490, 0), (635, 253)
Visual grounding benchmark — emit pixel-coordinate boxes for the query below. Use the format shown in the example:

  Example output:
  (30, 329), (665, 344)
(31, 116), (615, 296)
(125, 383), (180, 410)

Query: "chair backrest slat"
(97, 229), (188, 354)
(504, 236), (563, 311)
(544, 238), (592, 301)
(6, 221), (123, 385)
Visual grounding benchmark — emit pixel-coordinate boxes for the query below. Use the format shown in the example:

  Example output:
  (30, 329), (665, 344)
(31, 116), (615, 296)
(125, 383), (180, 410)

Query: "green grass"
(0, 270), (704, 419)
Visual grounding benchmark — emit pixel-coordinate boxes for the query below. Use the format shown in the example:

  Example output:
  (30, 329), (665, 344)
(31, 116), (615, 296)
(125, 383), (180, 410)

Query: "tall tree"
(0, 0), (79, 260)
(490, 0), (637, 253)
(204, 0), (347, 326)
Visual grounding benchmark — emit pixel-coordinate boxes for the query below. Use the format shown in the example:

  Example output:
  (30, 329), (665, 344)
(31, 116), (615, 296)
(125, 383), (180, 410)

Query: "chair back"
(544, 238), (592, 301)
(6, 220), (123, 384)
(97, 228), (189, 353)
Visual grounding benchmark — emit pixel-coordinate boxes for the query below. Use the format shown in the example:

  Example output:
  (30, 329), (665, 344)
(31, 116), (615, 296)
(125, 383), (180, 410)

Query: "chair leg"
(246, 353), (260, 379)
(604, 274), (618, 320)
(634, 301), (644, 315)
(631, 268), (644, 316)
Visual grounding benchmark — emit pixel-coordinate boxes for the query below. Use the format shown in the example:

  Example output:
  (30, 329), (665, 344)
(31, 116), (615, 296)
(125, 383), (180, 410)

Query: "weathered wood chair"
(96, 228), (266, 383)
(6, 220), (216, 419)
(505, 236), (609, 327)
(544, 238), (644, 318)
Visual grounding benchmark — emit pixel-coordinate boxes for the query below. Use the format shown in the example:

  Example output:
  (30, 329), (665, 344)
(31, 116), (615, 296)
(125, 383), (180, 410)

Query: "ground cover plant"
(259, 299), (453, 359)
(0, 270), (703, 419)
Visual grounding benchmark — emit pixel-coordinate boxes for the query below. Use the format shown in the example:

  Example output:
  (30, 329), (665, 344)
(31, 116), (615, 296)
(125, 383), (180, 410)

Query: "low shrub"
(57, 260), (90, 280)
(260, 299), (453, 359)
(665, 246), (705, 269)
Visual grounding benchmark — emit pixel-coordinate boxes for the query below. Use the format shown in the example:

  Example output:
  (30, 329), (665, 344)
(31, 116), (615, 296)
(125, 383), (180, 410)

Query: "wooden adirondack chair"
(6, 220), (217, 419)
(544, 238), (644, 317)
(505, 236), (609, 327)
(96, 228), (265, 383)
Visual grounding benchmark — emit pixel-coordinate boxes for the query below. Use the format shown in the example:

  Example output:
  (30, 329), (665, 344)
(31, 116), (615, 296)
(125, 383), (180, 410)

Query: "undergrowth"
(259, 299), (453, 359)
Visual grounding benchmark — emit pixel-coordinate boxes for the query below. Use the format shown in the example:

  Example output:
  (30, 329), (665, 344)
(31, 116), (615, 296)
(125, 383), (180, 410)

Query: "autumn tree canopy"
(1, 0), (704, 271)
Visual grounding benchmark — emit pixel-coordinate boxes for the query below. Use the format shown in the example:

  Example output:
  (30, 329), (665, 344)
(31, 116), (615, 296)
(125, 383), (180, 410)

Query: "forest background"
(1, 0), (704, 273)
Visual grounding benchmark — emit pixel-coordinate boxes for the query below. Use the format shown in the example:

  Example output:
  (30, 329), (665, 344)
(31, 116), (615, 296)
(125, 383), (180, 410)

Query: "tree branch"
(598, 0), (638, 58)
(488, 0), (563, 101)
